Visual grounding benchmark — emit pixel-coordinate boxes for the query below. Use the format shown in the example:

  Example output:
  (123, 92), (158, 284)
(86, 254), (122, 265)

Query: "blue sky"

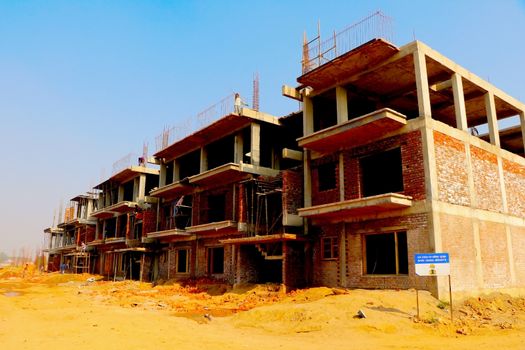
(1, 0), (524, 255)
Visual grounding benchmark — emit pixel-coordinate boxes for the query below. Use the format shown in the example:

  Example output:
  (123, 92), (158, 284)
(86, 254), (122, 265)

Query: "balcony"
(150, 180), (193, 199)
(298, 108), (407, 153)
(298, 193), (413, 222)
(185, 220), (238, 235)
(90, 201), (138, 219)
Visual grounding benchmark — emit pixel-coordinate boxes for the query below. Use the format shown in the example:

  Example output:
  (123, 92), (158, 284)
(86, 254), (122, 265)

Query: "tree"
(0, 251), (8, 263)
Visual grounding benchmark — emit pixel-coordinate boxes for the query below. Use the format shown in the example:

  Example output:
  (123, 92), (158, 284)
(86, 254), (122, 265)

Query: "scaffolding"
(301, 11), (394, 74)
(155, 93), (235, 152)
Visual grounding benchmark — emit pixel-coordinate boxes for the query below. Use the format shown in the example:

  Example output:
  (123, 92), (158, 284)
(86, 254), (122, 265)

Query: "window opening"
(365, 231), (408, 275)
(361, 148), (403, 197)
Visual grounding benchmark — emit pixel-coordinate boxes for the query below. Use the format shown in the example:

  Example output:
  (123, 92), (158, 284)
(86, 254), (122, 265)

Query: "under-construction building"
(146, 97), (305, 288)
(282, 12), (525, 297)
(44, 193), (97, 272)
(43, 12), (525, 297)
(88, 156), (159, 280)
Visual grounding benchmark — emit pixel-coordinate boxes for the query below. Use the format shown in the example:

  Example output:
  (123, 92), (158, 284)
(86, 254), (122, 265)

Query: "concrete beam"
(413, 48), (432, 118)
(336, 86), (348, 124)
(430, 79), (452, 92)
(282, 148), (303, 161)
(451, 73), (468, 131)
(485, 92), (500, 147)
(282, 85), (302, 101)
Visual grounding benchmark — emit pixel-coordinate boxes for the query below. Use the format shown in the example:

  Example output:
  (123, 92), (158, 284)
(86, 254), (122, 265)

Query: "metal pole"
(416, 288), (420, 319)
(449, 274), (453, 322)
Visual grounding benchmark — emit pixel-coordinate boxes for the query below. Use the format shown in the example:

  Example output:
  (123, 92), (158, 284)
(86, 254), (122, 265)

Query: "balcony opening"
(207, 194), (226, 223)
(207, 135), (234, 170)
(104, 217), (117, 239)
(145, 174), (158, 195)
(123, 180), (134, 202)
(165, 160), (174, 185)
(207, 247), (224, 274)
(360, 147), (403, 197)
(161, 196), (192, 230)
(178, 150), (200, 180)
(317, 162), (337, 192)
(133, 219), (142, 240)
(176, 249), (189, 274)
(364, 231), (408, 275)
(312, 90), (337, 132)
(117, 215), (127, 238)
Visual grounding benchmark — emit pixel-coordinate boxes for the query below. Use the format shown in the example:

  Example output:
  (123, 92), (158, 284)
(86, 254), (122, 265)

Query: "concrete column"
(413, 49), (432, 118)
(451, 73), (468, 131)
(339, 225), (347, 286)
(304, 150), (312, 207)
(118, 185), (124, 202)
(234, 131), (244, 164)
(138, 174), (146, 201)
(159, 163), (167, 187)
(519, 110), (525, 154)
(303, 96), (314, 136)
(250, 123), (261, 166)
(336, 86), (349, 124)
(173, 159), (181, 182)
(200, 147), (208, 173)
(338, 153), (345, 201)
(484, 92), (500, 147)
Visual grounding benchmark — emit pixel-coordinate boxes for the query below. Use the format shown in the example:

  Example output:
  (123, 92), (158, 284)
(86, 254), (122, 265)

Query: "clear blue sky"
(1, 0), (524, 256)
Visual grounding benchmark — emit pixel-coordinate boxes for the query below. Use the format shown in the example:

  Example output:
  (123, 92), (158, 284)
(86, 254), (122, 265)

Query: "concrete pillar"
(484, 92), (500, 147)
(336, 86), (349, 124)
(339, 225), (347, 286)
(234, 131), (244, 164)
(413, 49), (432, 118)
(338, 153), (345, 201)
(519, 110), (525, 154)
(304, 150), (312, 207)
(200, 147), (208, 173)
(159, 163), (167, 187)
(250, 123), (261, 166)
(173, 159), (181, 182)
(118, 185), (124, 202)
(451, 73), (468, 131)
(303, 96), (314, 136)
(138, 174), (146, 201)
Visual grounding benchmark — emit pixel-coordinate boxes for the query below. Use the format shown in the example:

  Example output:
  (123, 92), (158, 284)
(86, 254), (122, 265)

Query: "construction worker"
(234, 93), (248, 114)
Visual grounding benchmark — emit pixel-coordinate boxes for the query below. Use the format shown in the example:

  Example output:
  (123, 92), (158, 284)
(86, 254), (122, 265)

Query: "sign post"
(414, 253), (452, 321)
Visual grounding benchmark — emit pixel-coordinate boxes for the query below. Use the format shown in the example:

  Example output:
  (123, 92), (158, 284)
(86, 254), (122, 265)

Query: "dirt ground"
(1, 266), (524, 350)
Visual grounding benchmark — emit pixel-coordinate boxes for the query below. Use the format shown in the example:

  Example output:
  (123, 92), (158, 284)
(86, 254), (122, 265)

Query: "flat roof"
(154, 108), (280, 161)
(95, 166), (159, 189)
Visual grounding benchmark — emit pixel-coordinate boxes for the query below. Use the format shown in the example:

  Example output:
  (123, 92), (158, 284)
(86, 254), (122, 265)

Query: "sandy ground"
(1, 267), (524, 350)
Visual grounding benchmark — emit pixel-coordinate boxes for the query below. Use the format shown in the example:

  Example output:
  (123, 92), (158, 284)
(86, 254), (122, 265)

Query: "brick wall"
(511, 225), (525, 285)
(471, 146), (504, 212)
(342, 131), (426, 201)
(283, 241), (306, 289)
(195, 237), (234, 282)
(344, 214), (432, 290)
(282, 168), (303, 215)
(503, 159), (525, 217)
(193, 185), (234, 225)
(142, 208), (156, 235)
(311, 154), (339, 206)
(434, 131), (470, 206)
(439, 213), (478, 291)
(478, 221), (510, 288)
(312, 224), (340, 286)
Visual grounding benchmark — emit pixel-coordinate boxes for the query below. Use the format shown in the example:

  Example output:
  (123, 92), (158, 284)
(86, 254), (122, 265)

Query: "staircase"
(255, 243), (283, 260)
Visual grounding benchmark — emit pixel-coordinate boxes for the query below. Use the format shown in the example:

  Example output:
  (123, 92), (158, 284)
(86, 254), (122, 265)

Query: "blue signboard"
(414, 253), (450, 276)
